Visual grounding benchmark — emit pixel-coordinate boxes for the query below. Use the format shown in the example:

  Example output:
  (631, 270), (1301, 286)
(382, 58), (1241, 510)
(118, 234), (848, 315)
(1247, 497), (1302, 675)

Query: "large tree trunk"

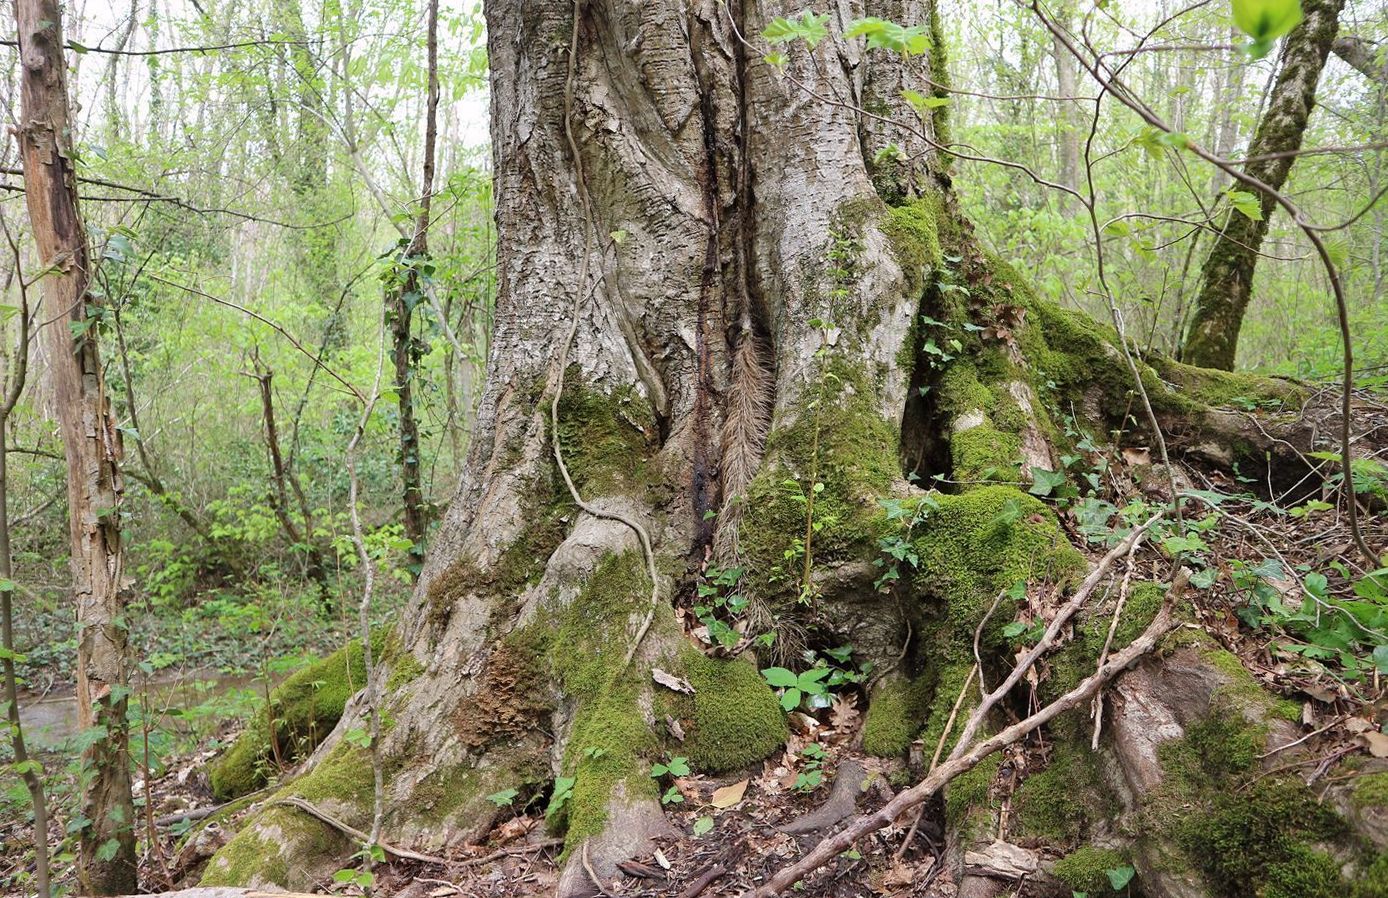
(202, 3), (1383, 896)
(1181, 0), (1345, 370)
(15, 0), (137, 891)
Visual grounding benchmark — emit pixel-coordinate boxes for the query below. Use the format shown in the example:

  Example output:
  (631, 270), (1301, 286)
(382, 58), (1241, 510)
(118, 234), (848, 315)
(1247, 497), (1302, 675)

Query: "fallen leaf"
(652, 668), (695, 694)
(829, 693), (860, 731)
(428, 887), (459, 897)
(1122, 447), (1151, 466)
(1347, 718), (1374, 734)
(653, 848), (671, 870)
(711, 779), (748, 809)
(1360, 731), (1388, 758)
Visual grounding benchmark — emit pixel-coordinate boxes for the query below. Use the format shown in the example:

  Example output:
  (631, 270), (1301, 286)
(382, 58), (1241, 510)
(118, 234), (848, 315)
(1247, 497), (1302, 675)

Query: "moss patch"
(555, 370), (657, 497)
(1014, 743), (1114, 845)
(1051, 845), (1132, 895)
(911, 486), (1084, 664)
(209, 637), (376, 800)
(862, 674), (931, 757)
(676, 651), (786, 772)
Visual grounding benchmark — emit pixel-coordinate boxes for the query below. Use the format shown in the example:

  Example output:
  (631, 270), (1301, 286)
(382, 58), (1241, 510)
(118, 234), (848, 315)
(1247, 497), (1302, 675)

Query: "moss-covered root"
(208, 638), (373, 801)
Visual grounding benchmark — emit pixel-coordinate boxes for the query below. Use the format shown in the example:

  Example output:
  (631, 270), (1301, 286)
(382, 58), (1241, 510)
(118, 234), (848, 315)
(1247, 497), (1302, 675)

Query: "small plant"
(332, 843), (384, 893)
(794, 743), (827, 792)
(486, 787), (518, 807)
(693, 564), (749, 649)
(651, 756), (691, 805)
(761, 665), (833, 712)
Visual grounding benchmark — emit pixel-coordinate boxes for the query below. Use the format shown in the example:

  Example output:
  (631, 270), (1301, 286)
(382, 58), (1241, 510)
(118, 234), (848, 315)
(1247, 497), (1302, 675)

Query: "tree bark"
(15, 0), (137, 891)
(1334, 34), (1387, 84)
(1181, 0), (1345, 370)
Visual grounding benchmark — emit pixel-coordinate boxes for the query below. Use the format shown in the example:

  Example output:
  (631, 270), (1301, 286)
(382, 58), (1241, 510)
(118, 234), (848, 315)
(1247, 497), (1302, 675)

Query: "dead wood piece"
(680, 865), (728, 898)
(963, 840), (1039, 879)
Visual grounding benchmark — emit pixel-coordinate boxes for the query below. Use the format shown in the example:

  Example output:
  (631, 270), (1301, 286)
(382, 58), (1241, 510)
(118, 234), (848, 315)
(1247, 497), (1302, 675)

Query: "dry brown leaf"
(652, 668), (695, 694)
(829, 693), (860, 731)
(711, 778), (748, 809)
(1360, 730), (1388, 758)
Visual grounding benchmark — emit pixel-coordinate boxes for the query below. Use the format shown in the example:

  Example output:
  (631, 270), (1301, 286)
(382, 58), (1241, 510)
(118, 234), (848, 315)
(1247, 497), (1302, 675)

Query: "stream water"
(13, 671), (265, 751)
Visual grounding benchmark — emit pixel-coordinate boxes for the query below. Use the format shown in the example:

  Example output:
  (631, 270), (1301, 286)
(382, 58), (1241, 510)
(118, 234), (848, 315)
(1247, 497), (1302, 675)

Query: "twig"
(1091, 538), (1141, 749)
(680, 865), (728, 898)
(895, 662), (979, 861)
(272, 797), (447, 866)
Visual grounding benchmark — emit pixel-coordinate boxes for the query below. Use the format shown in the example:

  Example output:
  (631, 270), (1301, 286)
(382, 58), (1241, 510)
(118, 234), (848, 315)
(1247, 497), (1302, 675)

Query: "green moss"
(1051, 845), (1132, 895)
(424, 494), (570, 633)
(522, 550), (661, 852)
(739, 356), (900, 607)
(284, 739), (374, 807)
(553, 689), (659, 846)
(883, 195), (943, 296)
(1350, 772), (1388, 810)
(199, 815), (293, 886)
(862, 674), (931, 757)
(945, 753), (1000, 827)
(911, 486), (1084, 663)
(200, 803), (346, 888)
(677, 651), (786, 772)
(1179, 779), (1345, 896)
(1356, 852), (1388, 898)
(1046, 581), (1166, 701)
(1147, 706), (1354, 898)
(555, 369), (656, 497)
(917, 661), (975, 760)
(385, 651), (425, 692)
(1195, 639), (1301, 721)
(209, 637), (374, 800)
(1014, 744), (1113, 844)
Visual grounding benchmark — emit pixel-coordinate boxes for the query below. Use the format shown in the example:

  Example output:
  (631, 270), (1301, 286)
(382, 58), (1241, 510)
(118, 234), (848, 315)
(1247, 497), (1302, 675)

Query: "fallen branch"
(741, 569), (1188, 897)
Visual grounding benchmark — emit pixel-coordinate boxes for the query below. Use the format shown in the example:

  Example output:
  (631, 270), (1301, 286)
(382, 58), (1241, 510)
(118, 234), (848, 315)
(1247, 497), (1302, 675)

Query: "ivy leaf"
(1231, 0), (1303, 59)
(763, 11), (830, 48)
(1105, 865), (1136, 890)
(1028, 467), (1068, 497)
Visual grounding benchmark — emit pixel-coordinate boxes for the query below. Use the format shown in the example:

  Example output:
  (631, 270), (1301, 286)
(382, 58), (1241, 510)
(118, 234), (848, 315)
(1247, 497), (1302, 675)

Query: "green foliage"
(1231, 0), (1304, 57)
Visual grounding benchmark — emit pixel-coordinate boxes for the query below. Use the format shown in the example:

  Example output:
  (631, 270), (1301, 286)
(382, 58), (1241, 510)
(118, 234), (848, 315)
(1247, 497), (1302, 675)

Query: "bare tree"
(14, 0), (137, 891)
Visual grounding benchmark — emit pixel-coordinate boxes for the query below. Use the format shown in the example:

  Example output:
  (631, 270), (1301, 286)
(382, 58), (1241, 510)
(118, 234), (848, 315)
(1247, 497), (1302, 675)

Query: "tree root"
(778, 760), (871, 835)
(270, 797), (448, 866)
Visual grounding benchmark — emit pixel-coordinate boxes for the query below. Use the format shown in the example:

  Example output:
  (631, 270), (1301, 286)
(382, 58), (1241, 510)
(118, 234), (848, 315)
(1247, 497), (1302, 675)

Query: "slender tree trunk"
(0, 273), (49, 898)
(1050, 2), (1080, 194)
(388, 0), (441, 575)
(15, 0), (137, 891)
(1181, 0), (1345, 369)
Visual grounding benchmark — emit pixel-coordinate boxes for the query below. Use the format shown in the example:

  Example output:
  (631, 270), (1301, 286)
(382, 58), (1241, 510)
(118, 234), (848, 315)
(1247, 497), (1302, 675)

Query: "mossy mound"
(911, 486), (1085, 663)
(676, 650), (787, 772)
(740, 356), (901, 607)
(208, 638), (372, 801)
(1013, 742), (1115, 845)
(1144, 708), (1374, 898)
(861, 674), (931, 757)
(1051, 845), (1133, 896)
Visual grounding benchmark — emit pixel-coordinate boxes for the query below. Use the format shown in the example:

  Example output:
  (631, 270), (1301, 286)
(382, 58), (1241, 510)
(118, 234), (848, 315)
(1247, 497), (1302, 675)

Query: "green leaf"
(1105, 865), (1136, 890)
(1231, 0), (1303, 46)
(761, 666), (799, 688)
(693, 815), (714, 837)
(1226, 189), (1264, 221)
(780, 687), (802, 711)
(846, 17), (931, 54)
(763, 11), (830, 48)
(1028, 467), (1068, 497)
(486, 788), (518, 807)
